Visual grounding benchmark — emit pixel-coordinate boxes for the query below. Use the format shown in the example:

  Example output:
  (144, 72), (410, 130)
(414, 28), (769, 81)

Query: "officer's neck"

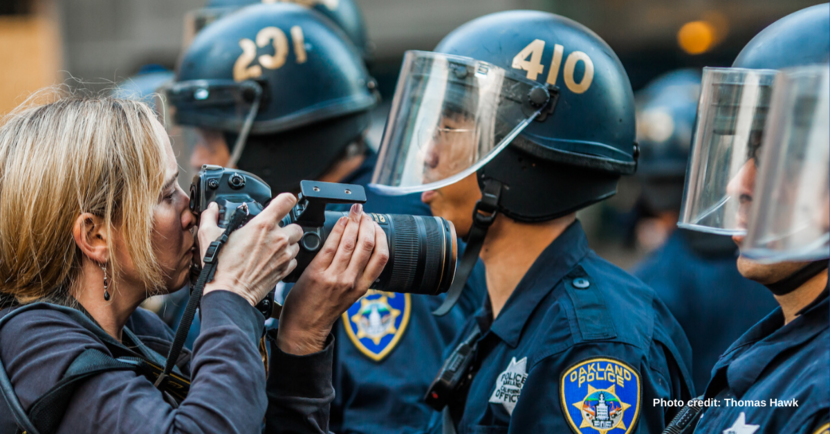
(776, 269), (828, 325)
(480, 213), (576, 319)
(318, 153), (366, 183)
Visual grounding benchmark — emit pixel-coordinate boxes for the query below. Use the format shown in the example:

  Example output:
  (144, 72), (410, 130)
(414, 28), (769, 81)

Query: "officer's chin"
(736, 254), (809, 287)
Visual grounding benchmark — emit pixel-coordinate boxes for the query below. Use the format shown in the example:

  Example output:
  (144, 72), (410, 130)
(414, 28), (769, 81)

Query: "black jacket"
(0, 290), (334, 434)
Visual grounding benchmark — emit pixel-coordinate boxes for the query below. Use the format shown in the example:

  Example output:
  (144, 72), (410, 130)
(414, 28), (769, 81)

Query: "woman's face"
(113, 119), (196, 294)
(153, 131), (197, 292)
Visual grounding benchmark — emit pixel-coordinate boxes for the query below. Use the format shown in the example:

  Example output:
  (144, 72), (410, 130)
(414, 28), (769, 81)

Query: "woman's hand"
(277, 204), (389, 356)
(198, 194), (304, 307)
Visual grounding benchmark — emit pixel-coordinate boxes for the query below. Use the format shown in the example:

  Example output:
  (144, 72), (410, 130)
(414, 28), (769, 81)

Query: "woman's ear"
(73, 213), (109, 264)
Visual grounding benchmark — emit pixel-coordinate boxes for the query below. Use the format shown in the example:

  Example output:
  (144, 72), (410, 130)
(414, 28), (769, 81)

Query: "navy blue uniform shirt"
(633, 230), (777, 392)
(429, 221), (695, 434)
(327, 150), (487, 434)
(692, 286), (829, 434)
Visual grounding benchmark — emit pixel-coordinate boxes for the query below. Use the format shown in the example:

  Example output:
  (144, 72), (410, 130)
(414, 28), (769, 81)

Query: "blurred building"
(0, 0), (61, 115)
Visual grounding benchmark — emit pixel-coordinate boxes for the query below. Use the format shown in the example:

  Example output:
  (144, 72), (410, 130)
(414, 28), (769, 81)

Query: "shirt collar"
(717, 288), (828, 397)
(483, 220), (590, 348)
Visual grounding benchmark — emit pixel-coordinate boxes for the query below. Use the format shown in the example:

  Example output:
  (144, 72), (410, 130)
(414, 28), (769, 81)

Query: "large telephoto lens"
(283, 212), (457, 295)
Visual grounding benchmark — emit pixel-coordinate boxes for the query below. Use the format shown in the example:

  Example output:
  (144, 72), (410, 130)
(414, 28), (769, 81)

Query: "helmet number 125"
(234, 26), (308, 82)
(511, 39), (594, 94)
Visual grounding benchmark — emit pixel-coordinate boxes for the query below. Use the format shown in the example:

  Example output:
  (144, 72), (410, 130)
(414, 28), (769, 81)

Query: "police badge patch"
(488, 357), (528, 415)
(342, 290), (411, 362)
(560, 358), (641, 434)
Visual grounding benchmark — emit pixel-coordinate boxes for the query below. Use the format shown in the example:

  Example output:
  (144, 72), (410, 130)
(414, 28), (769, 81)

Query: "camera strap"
(433, 180), (502, 316)
(155, 205), (250, 390)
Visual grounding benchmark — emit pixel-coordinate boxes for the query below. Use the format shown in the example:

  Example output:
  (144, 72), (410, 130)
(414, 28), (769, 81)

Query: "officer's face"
(419, 113), (478, 184)
(190, 128), (231, 173)
(422, 173), (481, 238)
(420, 113), (481, 237)
(725, 158), (757, 233)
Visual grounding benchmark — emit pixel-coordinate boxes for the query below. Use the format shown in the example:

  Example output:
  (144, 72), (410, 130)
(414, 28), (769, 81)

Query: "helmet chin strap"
(227, 83), (263, 168)
(433, 179), (502, 316)
(764, 260), (828, 296)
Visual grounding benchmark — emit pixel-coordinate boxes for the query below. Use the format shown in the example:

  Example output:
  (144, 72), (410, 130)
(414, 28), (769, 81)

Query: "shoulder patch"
(560, 357), (641, 434)
(342, 290), (410, 362)
(814, 422), (829, 434)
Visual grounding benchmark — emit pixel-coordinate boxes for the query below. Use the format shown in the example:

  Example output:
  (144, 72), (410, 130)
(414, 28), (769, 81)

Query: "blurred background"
(0, 0), (824, 267)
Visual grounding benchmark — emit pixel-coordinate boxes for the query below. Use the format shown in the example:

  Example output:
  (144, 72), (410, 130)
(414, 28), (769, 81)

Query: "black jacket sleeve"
(1, 290), (265, 434)
(265, 335), (335, 434)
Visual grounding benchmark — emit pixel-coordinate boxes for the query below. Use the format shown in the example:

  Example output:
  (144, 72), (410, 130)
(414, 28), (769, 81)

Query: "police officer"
(166, 4), (485, 433)
(630, 70), (776, 393)
(370, 10), (694, 433)
(671, 4), (829, 433)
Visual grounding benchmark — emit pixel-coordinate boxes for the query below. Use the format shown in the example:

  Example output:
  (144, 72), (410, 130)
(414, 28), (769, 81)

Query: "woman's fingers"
(259, 193), (298, 223)
(197, 203), (224, 263)
(356, 222), (389, 291)
(311, 215), (347, 268)
(344, 213), (377, 282)
(329, 204), (363, 272)
(199, 202), (220, 231)
(282, 223), (304, 245)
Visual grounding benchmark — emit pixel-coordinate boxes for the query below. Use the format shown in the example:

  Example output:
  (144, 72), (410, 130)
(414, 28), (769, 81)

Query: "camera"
(190, 165), (458, 295)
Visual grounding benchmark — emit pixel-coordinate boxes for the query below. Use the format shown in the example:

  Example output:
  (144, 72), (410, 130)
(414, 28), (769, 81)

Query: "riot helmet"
(635, 69), (701, 213)
(183, 0), (371, 62)
(167, 3), (378, 193)
(678, 4), (830, 236)
(371, 10), (638, 223)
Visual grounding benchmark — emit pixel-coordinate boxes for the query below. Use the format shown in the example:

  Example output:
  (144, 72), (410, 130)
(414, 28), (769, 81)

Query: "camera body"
(190, 165), (458, 297)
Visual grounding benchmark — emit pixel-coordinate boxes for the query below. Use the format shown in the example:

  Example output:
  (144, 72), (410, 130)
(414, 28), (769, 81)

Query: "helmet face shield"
(370, 51), (550, 195)
(742, 65), (830, 263)
(678, 67), (778, 235)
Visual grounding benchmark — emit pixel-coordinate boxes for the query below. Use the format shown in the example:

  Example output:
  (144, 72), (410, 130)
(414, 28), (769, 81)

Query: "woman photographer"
(0, 93), (388, 434)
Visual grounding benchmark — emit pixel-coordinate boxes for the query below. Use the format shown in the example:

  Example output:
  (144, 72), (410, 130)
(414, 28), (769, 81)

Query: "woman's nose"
(182, 203), (197, 231)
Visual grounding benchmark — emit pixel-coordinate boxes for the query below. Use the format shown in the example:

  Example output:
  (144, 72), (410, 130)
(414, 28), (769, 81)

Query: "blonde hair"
(0, 89), (169, 304)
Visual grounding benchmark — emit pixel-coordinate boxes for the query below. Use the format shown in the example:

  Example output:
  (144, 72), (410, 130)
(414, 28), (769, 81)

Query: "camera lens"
(373, 214), (457, 295)
(283, 212), (457, 295)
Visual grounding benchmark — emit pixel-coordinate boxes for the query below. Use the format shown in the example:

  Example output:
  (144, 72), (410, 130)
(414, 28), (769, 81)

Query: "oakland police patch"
(560, 357), (641, 434)
(342, 290), (411, 362)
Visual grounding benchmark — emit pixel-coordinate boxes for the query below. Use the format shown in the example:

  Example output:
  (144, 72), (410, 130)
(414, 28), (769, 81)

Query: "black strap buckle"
(472, 201), (498, 227)
(202, 241), (221, 264)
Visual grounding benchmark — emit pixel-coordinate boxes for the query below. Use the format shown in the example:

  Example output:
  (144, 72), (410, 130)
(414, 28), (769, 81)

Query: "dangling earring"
(101, 263), (110, 301)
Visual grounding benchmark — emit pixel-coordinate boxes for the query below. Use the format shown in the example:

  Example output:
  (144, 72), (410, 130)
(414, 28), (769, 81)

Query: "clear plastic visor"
(370, 51), (549, 195)
(678, 67), (778, 235)
(742, 65), (830, 263)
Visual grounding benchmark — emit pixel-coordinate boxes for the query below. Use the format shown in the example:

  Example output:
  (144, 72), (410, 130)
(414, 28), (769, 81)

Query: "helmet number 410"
(511, 39), (594, 94)
(234, 26), (308, 82)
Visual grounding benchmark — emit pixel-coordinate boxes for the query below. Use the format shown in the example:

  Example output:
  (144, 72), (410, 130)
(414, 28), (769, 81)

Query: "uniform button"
(573, 278), (591, 289)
